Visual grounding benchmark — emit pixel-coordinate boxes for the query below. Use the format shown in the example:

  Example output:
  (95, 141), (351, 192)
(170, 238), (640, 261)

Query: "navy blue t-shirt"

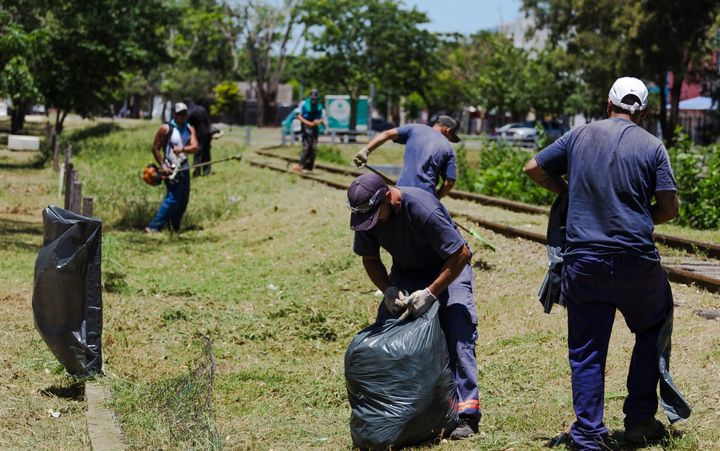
(353, 187), (465, 280)
(395, 124), (457, 195)
(535, 118), (676, 258)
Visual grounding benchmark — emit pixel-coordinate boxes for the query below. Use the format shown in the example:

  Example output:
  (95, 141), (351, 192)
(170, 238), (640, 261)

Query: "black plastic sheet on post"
(32, 206), (102, 376)
(345, 303), (458, 449)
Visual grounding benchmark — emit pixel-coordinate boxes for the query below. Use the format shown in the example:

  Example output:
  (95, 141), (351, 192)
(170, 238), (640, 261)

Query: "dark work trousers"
(193, 133), (212, 176)
(562, 254), (672, 450)
(376, 264), (481, 420)
(148, 168), (190, 232)
(299, 124), (319, 170)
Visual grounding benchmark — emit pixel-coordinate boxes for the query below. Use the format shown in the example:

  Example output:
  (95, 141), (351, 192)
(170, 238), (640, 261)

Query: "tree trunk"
(658, 71), (669, 142)
(349, 91), (358, 132)
(10, 100), (27, 133)
(255, 85), (265, 127)
(130, 93), (142, 119)
(54, 109), (68, 135)
(668, 73), (683, 143)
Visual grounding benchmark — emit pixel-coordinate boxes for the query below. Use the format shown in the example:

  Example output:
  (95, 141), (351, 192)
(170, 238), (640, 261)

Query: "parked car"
(494, 121), (569, 147)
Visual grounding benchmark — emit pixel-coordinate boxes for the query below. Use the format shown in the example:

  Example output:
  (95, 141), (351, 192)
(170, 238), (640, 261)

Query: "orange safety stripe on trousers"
(456, 400), (480, 409)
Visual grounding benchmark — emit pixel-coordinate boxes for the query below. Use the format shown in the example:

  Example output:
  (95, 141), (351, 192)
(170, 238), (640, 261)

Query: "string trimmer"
(142, 154), (242, 186)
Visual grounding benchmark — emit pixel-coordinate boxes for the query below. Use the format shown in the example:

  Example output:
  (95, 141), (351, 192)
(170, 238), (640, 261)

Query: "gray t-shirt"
(353, 187), (465, 280)
(395, 124), (457, 195)
(535, 118), (676, 258)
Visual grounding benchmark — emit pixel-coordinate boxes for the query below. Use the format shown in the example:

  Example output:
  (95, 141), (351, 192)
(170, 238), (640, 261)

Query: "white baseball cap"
(174, 102), (188, 113)
(608, 77), (648, 113)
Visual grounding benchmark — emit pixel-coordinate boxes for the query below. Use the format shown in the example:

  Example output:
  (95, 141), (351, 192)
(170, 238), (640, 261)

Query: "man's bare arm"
(524, 157), (567, 194)
(437, 179), (455, 199)
(366, 128), (400, 154)
(152, 125), (169, 167)
(362, 254), (392, 293)
(297, 112), (316, 127)
(652, 190), (679, 224)
(427, 244), (471, 297)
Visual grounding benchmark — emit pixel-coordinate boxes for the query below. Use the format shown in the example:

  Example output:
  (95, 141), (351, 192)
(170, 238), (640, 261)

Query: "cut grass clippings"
(0, 124), (719, 450)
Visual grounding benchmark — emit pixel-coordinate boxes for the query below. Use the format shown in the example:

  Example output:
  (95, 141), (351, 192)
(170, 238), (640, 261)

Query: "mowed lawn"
(0, 124), (719, 450)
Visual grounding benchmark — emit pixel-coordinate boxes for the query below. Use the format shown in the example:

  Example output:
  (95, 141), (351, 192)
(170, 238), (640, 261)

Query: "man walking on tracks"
(347, 173), (481, 440)
(353, 115), (460, 198)
(297, 88), (324, 171)
(146, 102), (199, 233)
(524, 77), (681, 449)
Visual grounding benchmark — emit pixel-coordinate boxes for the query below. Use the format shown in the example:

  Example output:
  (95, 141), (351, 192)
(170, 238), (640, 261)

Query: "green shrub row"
(456, 132), (720, 230)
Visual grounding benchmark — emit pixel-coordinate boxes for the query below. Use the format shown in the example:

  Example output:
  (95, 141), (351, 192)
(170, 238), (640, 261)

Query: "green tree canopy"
(300, 0), (439, 129)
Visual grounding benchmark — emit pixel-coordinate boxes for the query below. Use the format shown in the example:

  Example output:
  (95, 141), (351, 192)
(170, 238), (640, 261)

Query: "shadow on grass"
(0, 218), (43, 251)
(66, 122), (121, 143)
(542, 428), (683, 450)
(472, 258), (495, 271)
(0, 152), (47, 170)
(39, 382), (86, 401)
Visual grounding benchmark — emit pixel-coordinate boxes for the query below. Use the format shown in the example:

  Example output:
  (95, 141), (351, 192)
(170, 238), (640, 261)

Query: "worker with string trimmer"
(146, 102), (199, 233)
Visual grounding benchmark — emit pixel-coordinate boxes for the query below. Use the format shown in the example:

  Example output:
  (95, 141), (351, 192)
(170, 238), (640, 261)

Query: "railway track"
(256, 149), (720, 259)
(249, 156), (720, 293)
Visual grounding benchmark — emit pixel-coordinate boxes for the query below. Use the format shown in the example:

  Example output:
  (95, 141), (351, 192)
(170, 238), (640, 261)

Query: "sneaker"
(624, 418), (666, 444)
(144, 227), (161, 234)
(449, 415), (479, 440)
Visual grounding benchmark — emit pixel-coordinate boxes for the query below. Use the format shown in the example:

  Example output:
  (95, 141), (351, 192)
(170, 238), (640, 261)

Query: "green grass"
(0, 124), (719, 449)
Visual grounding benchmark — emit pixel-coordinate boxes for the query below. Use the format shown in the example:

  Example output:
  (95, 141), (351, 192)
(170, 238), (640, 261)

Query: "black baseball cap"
(435, 115), (460, 143)
(347, 174), (388, 231)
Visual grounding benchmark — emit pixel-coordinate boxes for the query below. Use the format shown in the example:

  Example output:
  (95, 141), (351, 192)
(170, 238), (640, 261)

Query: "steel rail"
(255, 149), (720, 259)
(249, 158), (720, 293)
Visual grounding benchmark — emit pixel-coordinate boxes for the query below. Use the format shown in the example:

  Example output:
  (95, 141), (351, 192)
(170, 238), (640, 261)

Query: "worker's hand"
(383, 286), (408, 315)
(160, 163), (172, 175)
(313, 119), (323, 126)
(407, 288), (437, 318)
(353, 147), (370, 168)
(173, 145), (184, 155)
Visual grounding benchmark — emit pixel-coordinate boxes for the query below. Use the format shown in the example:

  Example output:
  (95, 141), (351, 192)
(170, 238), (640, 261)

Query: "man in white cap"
(146, 102), (199, 233)
(523, 77), (680, 449)
(353, 115), (460, 198)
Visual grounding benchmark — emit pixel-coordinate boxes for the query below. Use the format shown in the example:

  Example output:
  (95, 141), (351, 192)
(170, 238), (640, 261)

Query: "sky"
(405, 0), (523, 34)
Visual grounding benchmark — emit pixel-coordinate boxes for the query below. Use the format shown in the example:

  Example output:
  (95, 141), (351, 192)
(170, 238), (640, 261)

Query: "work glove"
(353, 147), (370, 168)
(407, 288), (437, 318)
(383, 286), (408, 315)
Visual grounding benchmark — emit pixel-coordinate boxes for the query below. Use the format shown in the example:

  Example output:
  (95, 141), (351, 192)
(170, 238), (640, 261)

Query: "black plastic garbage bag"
(345, 303), (458, 449)
(32, 206), (102, 376)
(539, 191), (568, 313)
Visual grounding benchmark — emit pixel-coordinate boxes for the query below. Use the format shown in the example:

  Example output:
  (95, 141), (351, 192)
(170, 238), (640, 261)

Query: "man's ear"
(636, 108), (648, 124)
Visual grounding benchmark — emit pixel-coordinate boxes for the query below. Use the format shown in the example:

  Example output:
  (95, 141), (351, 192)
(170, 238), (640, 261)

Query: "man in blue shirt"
(353, 115), (459, 198)
(348, 173), (480, 440)
(297, 88), (324, 170)
(524, 77), (680, 450)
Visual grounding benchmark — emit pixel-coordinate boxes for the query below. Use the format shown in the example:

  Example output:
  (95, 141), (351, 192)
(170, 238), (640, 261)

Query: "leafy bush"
(456, 139), (555, 205)
(667, 128), (720, 229)
(316, 145), (348, 165)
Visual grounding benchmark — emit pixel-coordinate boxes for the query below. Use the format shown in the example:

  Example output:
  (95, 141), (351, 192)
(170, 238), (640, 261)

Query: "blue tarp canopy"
(667, 96), (718, 111)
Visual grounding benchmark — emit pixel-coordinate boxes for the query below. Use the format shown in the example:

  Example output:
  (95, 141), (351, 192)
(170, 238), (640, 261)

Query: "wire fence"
(148, 337), (221, 449)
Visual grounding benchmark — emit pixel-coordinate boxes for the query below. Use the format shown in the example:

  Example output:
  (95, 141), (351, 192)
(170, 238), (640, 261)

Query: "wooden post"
(64, 144), (72, 166)
(52, 133), (59, 172)
(64, 164), (75, 210)
(331, 130), (336, 144)
(245, 125), (251, 145)
(71, 181), (82, 214)
(82, 196), (93, 217)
